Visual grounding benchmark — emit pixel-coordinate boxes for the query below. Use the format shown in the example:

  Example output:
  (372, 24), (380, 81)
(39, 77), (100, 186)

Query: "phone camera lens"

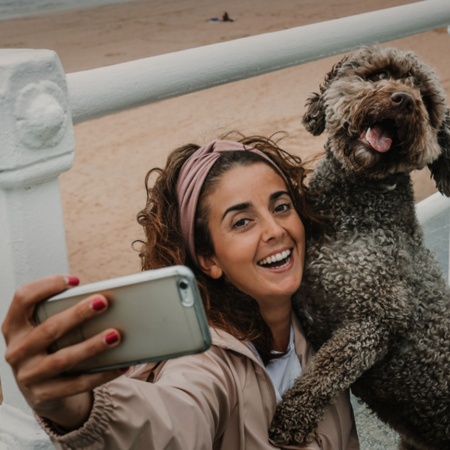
(179, 279), (194, 307)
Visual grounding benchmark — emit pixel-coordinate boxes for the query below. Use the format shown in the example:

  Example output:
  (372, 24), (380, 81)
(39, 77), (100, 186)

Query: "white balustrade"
(67, 0), (450, 124)
(0, 48), (74, 448)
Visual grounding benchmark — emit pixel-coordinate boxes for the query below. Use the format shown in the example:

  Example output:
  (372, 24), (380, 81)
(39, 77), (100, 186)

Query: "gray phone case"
(34, 265), (211, 373)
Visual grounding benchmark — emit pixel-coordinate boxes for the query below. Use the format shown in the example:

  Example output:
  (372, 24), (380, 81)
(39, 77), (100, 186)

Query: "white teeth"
(258, 249), (291, 266)
(365, 127), (371, 141)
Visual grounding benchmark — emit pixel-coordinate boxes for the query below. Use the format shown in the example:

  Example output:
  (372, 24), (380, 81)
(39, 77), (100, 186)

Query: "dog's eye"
(369, 71), (389, 81)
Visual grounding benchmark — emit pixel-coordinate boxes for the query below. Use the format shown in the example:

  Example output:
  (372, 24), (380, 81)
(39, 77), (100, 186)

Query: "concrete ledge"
(0, 404), (53, 450)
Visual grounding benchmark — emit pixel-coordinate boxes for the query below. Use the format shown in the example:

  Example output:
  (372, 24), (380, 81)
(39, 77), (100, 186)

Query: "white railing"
(417, 192), (450, 282)
(68, 0), (450, 124)
(0, 1), (449, 447)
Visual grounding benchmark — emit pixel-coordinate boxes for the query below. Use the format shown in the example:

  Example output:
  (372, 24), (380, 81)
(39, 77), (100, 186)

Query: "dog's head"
(303, 46), (450, 194)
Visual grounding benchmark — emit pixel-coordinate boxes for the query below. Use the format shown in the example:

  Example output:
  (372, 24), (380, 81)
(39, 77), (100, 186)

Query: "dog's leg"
(398, 439), (421, 450)
(269, 320), (389, 446)
(397, 436), (448, 450)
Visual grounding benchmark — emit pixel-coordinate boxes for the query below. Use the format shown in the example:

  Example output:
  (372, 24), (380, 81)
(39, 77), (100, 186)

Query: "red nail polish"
(105, 331), (119, 345)
(91, 297), (106, 311)
(65, 276), (80, 287)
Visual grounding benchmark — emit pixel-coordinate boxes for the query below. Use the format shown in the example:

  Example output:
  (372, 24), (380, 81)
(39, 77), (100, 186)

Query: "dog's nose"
(391, 92), (415, 112)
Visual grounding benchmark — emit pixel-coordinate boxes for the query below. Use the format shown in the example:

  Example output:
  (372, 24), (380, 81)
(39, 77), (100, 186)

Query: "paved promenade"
(352, 396), (399, 449)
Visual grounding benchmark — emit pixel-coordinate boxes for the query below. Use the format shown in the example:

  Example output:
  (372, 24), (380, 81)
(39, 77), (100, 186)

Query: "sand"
(0, 0), (449, 285)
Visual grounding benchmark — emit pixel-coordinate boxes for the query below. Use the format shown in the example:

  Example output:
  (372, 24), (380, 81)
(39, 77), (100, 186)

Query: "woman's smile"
(257, 248), (293, 269)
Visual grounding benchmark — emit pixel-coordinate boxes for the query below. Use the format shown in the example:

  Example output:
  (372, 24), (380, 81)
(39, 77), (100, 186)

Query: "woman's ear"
(197, 255), (223, 279)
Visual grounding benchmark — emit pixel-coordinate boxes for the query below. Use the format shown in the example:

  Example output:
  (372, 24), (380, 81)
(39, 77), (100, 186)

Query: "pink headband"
(176, 139), (287, 265)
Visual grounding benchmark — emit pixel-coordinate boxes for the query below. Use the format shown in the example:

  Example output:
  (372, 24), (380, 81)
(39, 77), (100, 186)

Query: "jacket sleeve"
(315, 390), (360, 450)
(37, 348), (238, 450)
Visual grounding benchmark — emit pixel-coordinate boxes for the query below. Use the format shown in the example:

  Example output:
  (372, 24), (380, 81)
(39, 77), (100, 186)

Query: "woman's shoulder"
(209, 327), (265, 364)
(125, 327), (261, 381)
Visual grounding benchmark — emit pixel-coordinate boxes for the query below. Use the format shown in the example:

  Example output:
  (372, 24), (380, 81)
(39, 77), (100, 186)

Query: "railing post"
(0, 49), (74, 448)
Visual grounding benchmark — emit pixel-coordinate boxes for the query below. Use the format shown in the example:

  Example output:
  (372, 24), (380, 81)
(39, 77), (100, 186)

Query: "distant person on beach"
(222, 11), (234, 22)
(3, 135), (359, 449)
(209, 11), (234, 23)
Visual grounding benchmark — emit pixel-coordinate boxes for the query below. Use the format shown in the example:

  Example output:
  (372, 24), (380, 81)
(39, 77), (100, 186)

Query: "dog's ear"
(302, 55), (350, 136)
(302, 92), (326, 136)
(428, 107), (450, 197)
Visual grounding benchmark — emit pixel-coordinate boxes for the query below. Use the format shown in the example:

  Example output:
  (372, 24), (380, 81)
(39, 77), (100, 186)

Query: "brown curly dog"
(269, 46), (450, 450)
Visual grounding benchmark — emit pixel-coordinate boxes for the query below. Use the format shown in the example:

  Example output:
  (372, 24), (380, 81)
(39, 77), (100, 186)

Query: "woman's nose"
(261, 216), (285, 242)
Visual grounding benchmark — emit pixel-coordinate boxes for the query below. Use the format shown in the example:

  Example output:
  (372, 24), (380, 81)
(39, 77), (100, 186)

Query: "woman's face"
(198, 162), (306, 310)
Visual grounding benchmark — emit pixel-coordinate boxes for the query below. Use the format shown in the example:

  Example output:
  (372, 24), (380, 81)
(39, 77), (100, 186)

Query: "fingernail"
(65, 276), (80, 287)
(91, 297), (106, 311)
(105, 331), (119, 345)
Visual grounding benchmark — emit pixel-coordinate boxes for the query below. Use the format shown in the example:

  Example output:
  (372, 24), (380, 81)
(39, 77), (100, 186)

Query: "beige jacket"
(40, 315), (359, 450)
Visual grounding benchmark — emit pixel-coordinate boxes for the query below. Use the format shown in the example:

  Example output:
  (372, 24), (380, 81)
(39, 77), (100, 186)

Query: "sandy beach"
(0, 0), (449, 285)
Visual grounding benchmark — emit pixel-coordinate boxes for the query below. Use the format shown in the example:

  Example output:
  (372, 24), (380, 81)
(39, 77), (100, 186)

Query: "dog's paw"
(269, 401), (317, 446)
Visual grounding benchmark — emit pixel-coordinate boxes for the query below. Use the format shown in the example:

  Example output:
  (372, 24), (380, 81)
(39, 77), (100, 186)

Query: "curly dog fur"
(269, 46), (450, 450)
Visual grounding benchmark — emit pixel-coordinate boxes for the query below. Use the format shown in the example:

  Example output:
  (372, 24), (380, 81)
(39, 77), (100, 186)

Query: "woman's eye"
(233, 218), (250, 229)
(274, 203), (291, 213)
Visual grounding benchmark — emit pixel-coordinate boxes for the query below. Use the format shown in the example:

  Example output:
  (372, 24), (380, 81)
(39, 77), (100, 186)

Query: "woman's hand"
(2, 275), (124, 430)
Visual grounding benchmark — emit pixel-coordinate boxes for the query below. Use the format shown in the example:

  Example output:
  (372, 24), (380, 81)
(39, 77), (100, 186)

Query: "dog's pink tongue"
(365, 125), (392, 153)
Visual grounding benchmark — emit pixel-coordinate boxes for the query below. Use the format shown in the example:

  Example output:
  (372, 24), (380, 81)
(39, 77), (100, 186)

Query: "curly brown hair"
(136, 133), (321, 364)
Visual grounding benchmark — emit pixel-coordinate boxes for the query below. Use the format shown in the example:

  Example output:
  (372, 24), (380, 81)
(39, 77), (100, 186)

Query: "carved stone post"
(0, 49), (74, 448)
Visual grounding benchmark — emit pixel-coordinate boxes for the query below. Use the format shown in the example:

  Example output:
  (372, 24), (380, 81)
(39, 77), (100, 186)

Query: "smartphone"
(34, 265), (211, 374)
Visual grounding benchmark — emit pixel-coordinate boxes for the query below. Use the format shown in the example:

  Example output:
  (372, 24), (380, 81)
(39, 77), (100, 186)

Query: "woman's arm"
(1, 275), (125, 429)
(3, 276), (237, 449)
(37, 349), (237, 449)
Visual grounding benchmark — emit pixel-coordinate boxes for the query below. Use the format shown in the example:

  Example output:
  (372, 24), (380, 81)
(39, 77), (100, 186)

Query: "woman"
(2, 135), (359, 449)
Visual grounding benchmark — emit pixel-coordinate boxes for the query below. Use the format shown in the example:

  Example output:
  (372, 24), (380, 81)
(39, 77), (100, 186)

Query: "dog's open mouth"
(359, 120), (396, 153)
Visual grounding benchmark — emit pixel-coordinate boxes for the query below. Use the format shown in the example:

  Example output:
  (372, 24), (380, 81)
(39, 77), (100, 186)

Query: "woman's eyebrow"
(221, 202), (251, 221)
(270, 190), (289, 201)
(220, 191), (289, 221)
